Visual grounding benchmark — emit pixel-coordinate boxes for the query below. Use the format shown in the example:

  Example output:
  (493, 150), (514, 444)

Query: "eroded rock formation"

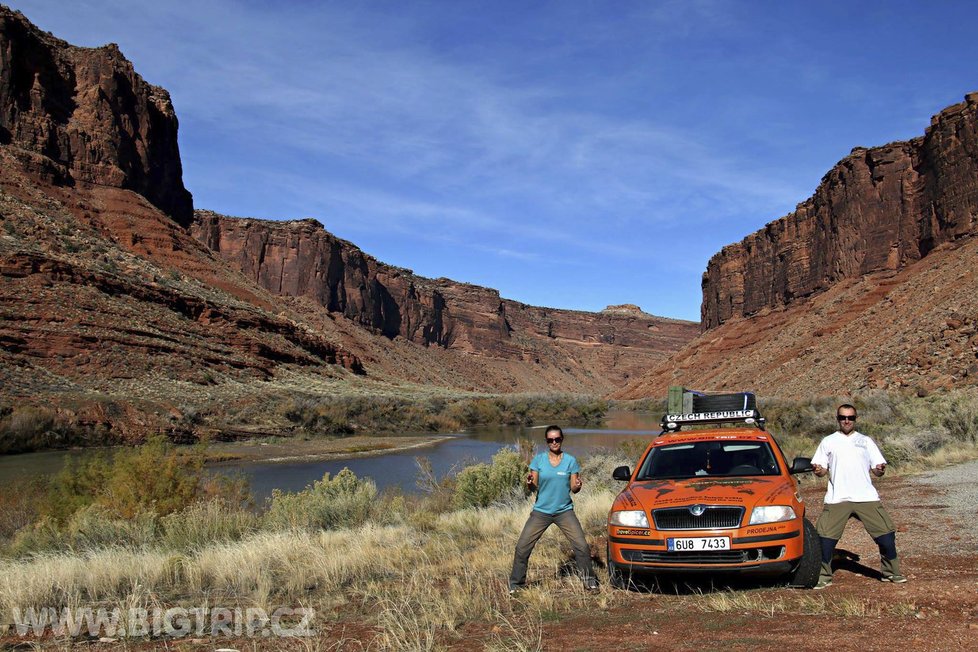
(702, 93), (978, 329)
(191, 211), (698, 369)
(0, 6), (193, 226)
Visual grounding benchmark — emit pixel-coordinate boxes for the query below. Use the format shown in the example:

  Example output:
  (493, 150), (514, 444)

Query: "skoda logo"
(689, 504), (706, 517)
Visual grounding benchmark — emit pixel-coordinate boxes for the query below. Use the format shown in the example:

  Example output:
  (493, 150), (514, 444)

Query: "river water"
(0, 411), (663, 501)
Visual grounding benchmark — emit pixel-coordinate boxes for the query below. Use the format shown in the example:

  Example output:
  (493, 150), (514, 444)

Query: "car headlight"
(609, 510), (650, 528)
(748, 505), (797, 525)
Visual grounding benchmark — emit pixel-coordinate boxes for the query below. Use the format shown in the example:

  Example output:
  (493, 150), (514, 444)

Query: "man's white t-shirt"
(811, 430), (886, 504)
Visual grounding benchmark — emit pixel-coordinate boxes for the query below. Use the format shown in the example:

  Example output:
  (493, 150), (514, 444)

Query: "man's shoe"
(881, 574), (908, 583)
(813, 577), (832, 590)
(584, 577), (600, 591)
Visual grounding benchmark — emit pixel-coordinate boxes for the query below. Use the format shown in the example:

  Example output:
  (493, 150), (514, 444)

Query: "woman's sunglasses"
(546, 437), (563, 443)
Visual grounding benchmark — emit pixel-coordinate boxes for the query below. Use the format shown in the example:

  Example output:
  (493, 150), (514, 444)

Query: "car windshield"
(636, 440), (779, 480)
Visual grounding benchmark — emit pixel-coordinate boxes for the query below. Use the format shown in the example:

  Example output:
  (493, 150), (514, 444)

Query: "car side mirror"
(790, 457), (813, 474)
(613, 466), (631, 481)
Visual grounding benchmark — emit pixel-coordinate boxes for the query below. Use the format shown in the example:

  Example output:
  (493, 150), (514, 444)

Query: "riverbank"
(203, 434), (456, 465)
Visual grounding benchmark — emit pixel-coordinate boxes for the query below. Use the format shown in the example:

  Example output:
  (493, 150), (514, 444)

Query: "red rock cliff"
(702, 92), (978, 329)
(192, 211), (698, 366)
(0, 6), (193, 226)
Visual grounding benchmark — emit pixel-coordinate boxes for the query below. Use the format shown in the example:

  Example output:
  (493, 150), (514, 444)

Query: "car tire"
(789, 518), (821, 588)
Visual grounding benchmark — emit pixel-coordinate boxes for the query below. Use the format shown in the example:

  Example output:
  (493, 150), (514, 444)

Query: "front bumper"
(608, 527), (803, 574)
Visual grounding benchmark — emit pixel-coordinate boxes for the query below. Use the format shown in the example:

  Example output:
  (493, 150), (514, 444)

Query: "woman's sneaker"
(813, 577), (833, 590)
(881, 574), (908, 583)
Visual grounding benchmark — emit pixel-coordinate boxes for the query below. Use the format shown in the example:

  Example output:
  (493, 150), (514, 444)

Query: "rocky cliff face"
(702, 93), (978, 329)
(0, 6), (192, 226)
(192, 211), (698, 372)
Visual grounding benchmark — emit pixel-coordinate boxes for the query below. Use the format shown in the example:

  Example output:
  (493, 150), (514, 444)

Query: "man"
(810, 404), (906, 589)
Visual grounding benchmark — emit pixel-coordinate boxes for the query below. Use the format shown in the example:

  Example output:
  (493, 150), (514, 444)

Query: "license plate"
(667, 536), (730, 551)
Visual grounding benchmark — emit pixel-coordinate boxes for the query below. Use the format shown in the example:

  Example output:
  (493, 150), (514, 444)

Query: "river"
(0, 411), (662, 501)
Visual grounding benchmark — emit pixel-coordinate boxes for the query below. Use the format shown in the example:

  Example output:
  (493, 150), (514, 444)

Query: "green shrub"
(38, 452), (111, 523)
(98, 436), (204, 518)
(37, 436), (213, 525)
(0, 478), (43, 543)
(452, 448), (528, 509)
(264, 468), (377, 531)
(7, 505), (158, 557)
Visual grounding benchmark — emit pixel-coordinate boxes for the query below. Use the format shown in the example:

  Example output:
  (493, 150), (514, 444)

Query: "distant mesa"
(602, 304), (647, 315)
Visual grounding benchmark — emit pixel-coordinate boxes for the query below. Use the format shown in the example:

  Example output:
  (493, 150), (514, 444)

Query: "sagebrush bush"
(452, 448), (528, 509)
(264, 468), (377, 531)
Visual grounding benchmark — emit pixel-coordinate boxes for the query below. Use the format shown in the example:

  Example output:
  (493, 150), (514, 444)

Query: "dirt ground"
(540, 467), (978, 652)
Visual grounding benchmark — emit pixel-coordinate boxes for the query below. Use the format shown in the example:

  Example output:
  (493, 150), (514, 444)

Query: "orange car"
(607, 396), (820, 589)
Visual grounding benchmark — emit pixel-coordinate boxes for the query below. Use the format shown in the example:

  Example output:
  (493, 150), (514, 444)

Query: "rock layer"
(702, 93), (978, 329)
(191, 211), (698, 384)
(0, 6), (192, 226)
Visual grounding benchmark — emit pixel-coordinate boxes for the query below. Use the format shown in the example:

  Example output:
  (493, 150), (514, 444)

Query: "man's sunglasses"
(546, 437), (563, 443)
(837, 415), (857, 422)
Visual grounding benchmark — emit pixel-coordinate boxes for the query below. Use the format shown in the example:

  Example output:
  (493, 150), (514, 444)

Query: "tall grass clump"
(264, 468), (377, 531)
(160, 499), (261, 550)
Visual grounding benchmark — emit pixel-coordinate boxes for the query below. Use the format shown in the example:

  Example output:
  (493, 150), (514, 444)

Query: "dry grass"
(0, 492), (620, 645)
(695, 590), (919, 621)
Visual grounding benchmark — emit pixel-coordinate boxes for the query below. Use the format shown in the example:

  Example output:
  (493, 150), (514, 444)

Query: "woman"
(508, 425), (599, 592)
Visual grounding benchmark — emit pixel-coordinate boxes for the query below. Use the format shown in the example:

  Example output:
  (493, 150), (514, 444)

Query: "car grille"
(621, 546), (785, 565)
(652, 506), (745, 530)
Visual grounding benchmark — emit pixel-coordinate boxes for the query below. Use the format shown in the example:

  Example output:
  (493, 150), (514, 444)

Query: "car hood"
(614, 476), (798, 513)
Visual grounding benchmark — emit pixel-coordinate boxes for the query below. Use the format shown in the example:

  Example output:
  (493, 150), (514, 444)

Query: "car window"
(636, 440), (779, 480)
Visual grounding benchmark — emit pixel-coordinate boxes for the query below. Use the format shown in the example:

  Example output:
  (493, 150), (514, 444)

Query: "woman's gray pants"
(509, 509), (595, 590)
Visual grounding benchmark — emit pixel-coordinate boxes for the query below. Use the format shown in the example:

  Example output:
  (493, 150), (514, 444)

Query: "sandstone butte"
(617, 92), (978, 399)
(0, 6), (696, 443)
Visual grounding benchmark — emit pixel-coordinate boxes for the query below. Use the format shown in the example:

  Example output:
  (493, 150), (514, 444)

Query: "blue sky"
(10, 1), (978, 321)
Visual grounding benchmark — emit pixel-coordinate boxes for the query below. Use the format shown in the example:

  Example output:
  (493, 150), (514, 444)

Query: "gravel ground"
(912, 459), (978, 529)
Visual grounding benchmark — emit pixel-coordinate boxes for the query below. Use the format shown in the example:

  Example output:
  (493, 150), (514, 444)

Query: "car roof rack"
(660, 387), (765, 432)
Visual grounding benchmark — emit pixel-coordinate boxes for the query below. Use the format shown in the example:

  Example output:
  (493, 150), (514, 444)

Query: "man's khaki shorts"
(815, 500), (896, 540)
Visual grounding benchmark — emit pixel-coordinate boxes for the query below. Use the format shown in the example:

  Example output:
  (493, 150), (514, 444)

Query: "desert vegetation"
(1, 389), (976, 647)
(0, 392), (609, 454)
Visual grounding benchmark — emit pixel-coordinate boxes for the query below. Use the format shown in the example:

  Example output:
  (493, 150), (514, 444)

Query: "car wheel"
(789, 518), (821, 588)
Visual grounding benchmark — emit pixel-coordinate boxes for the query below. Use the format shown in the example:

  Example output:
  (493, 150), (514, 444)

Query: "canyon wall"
(702, 93), (978, 329)
(191, 211), (698, 362)
(0, 6), (193, 226)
